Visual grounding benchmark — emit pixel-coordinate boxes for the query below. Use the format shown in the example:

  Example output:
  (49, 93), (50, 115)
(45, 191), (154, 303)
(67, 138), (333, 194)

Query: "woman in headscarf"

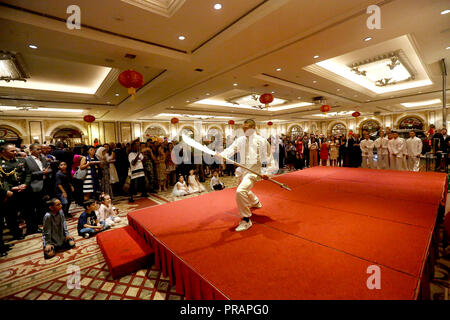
(96, 146), (113, 199)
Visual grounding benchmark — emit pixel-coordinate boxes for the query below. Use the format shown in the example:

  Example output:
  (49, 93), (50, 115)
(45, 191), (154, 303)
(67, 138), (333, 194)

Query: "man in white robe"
(360, 133), (375, 169)
(219, 119), (278, 232)
(387, 132), (406, 171)
(374, 131), (389, 169)
(406, 131), (423, 172)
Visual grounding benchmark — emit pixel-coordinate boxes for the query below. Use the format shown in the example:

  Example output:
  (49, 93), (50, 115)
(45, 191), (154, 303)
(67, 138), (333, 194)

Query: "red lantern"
(259, 93), (274, 107)
(349, 130), (353, 136)
(320, 105), (331, 113)
(352, 111), (361, 118)
(171, 117), (179, 124)
(228, 120), (235, 125)
(267, 121), (273, 126)
(83, 115), (96, 123)
(118, 70), (144, 100)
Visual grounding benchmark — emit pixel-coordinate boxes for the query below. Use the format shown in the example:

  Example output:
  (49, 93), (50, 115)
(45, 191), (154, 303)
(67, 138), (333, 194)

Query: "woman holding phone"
(80, 146), (101, 200)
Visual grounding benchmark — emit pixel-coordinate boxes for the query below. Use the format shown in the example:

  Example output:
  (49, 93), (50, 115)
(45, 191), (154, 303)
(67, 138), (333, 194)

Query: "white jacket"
(388, 137), (406, 158)
(406, 137), (423, 157)
(360, 139), (375, 156)
(374, 137), (389, 155)
(221, 133), (278, 176)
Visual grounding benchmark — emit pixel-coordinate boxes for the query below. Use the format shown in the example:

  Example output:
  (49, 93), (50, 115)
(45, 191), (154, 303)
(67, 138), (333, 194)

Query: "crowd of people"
(1, 126), (448, 257)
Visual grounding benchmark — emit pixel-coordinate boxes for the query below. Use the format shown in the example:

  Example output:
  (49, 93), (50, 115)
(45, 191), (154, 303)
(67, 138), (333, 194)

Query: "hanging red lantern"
(228, 120), (235, 125)
(320, 105), (331, 113)
(349, 130), (354, 136)
(352, 111), (361, 118)
(83, 115), (96, 123)
(259, 93), (274, 107)
(171, 117), (179, 124)
(267, 121), (273, 126)
(118, 69), (144, 100)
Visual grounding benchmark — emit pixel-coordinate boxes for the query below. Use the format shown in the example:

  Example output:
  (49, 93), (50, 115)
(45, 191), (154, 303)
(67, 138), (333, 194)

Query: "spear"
(181, 134), (291, 191)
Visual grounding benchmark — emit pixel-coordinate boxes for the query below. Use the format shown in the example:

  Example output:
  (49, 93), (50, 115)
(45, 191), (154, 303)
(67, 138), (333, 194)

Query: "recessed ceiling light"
(276, 68), (282, 71)
(313, 55), (320, 59)
(115, 93), (119, 96)
(233, 83), (238, 86)
(206, 93), (210, 96)
(170, 106), (174, 108)
(313, 81), (317, 83)
(107, 101), (111, 104)
(186, 100), (190, 103)
(446, 46), (450, 50)
(441, 9), (450, 15)
(297, 97), (301, 99)
(29, 45), (38, 49)
(271, 91), (275, 94)
(337, 89), (341, 91)
(214, 3), (222, 10)
(178, 36), (185, 40)
(364, 37), (372, 42)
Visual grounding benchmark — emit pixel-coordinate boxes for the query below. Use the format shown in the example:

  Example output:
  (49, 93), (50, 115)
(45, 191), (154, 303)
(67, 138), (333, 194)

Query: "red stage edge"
(127, 216), (228, 300)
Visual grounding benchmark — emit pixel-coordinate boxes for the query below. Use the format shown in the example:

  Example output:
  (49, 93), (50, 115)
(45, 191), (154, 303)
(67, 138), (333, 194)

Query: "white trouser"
(390, 156), (405, 171)
(407, 156), (420, 172)
(377, 154), (389, 170)
(361, 155), (374, 169)
(236, 173), (260, 218)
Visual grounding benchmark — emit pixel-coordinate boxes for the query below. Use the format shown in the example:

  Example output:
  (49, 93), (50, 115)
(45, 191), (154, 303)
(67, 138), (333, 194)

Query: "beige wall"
(0, 111), (443, 145)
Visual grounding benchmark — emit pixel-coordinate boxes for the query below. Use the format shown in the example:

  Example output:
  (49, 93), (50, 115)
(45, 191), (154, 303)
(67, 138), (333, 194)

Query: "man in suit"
(25, 143), (52, 234)
(432, 128), (449, 171)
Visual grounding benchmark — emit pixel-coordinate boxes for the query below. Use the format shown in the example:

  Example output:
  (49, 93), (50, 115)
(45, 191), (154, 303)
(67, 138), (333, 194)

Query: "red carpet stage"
(127, 167), (448, 300)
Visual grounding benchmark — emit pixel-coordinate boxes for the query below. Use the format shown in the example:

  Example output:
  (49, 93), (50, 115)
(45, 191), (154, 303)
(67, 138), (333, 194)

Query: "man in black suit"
(433, 128), (449, 171)
(24, 143), (52, 234)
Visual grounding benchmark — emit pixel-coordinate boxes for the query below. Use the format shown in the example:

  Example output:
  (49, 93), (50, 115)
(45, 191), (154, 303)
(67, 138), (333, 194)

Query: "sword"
(181, 134), (291, 191)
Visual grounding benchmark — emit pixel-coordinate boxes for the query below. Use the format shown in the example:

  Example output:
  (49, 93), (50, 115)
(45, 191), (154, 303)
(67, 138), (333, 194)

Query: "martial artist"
(387, 131), (406, 170)
(360, 132), (375, 168)
(406, 131), (423, 172)
(218, 119), (278, 232)
(374, 131), (389, 169)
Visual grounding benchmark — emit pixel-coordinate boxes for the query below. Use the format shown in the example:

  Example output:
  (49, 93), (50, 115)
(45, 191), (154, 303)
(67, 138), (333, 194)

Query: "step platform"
(97, 226), (154, 279)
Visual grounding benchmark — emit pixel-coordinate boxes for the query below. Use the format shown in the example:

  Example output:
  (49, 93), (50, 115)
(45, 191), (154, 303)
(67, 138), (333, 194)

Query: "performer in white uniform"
(219, 119), (278, 232)
(387, 132), (406, 171)
(374, 131), (389, 169)
(406, 131), (423, 172)
(360, 133), (375, 169)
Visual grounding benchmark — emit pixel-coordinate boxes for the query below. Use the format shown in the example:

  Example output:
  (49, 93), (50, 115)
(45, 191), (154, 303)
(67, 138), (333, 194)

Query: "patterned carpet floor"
(1, 169), (449, 300)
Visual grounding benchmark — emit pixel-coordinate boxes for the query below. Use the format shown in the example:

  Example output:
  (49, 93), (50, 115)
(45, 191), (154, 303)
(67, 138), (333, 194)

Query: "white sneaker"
(251, 201), (262, 209)
(235, 220), (252, 232)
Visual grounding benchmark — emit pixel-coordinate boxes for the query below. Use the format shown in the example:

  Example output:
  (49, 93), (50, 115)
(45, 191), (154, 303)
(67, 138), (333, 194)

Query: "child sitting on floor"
(77, 200), (110, 238)
(98, 194), (121, 227)
(210, 170), (225, 191)
(187, 169), (206, 193)
(42, 198), (76, 259)
(172, 175), (190, 197)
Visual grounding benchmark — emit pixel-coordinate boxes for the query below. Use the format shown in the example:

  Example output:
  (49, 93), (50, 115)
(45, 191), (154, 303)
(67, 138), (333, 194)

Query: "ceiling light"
(441, 9), (450, 15)
(337, 89), (341, 91)
(28, 45), (38, 49)
(214, 3), (222, 10)
(313, 81), (317, 83)
(0, 51), (30, 82)
(233, 83), (238, 86)
(446, 46), (450, 50)
(276, 68), (282, 71)
(297, 97), (301, 99)
(107, 101), (111, 104)
(206, 93), (210, 96)
(0, 106), (83, 113)
(178, 36), (185, 40)
(186, 100), (190, 103)
(364, 37), (372, 42)
(313, 55), (320, 59)
(271, 91), (275, 94)
(115, 93), (119, 96)
(401, 99), (441, 108)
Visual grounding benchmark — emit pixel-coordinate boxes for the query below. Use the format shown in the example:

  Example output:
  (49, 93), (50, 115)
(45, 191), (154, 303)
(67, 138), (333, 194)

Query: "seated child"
(98, 194), (121, 227)
(172, 175), (190, 197)
(210, 170), (225, 191)
(42, 198), (75, 259)
(77, 200), (110, 238)
(187, 169), (206, 193)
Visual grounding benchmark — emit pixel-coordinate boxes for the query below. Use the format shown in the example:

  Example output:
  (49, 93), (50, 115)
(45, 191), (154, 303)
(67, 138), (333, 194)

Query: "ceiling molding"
(120, 0), (186, 18)
(95, 68), (121, 97)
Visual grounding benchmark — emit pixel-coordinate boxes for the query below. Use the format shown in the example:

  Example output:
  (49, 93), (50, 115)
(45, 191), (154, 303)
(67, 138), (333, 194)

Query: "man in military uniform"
(0, 143), (31, 241)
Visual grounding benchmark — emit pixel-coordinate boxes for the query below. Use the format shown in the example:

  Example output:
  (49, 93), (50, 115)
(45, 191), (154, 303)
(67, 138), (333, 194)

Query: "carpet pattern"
(0, 175), (239, 300)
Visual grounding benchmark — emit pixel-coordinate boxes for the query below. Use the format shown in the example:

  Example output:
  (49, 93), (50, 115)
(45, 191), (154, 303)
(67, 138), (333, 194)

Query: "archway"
(289, 125), (303, 139)
(398, 116), (424, 130)
(360, 120), (381, 138)
(331, 123), (347, 137)
(52, 128), (82, 147)
(144, 125), (166, 140)
(0, 126), (21, 145)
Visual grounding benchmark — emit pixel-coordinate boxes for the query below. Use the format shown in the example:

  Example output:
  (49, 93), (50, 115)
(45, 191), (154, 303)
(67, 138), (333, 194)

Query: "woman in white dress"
(187, 169), (206, 193)
(104, 144), (119, 185)
(172, 175), (190, 197)
(98, 194), (121, 227)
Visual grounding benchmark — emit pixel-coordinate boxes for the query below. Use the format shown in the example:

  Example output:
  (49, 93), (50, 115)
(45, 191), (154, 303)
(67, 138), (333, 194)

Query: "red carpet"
(126, 167), (447, 300)
(97, 226), (154, 279)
